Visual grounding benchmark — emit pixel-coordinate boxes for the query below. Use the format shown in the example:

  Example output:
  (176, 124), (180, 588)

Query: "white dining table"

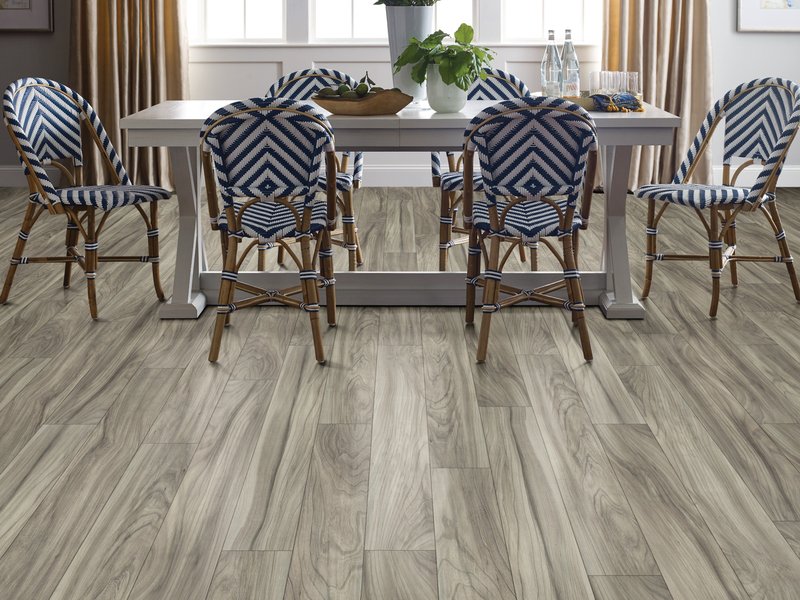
(120, 100), (679, 320)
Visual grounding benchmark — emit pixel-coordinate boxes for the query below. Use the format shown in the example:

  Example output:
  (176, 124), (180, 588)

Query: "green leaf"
(411, 57), (432, 84)
(420, 30), (449, 48)
(393, 41), (424, 71)
(454, 23), (474, 45)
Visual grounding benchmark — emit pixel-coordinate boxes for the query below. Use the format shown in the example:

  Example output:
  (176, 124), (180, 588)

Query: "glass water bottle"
(561, 29), (580, 97)
(541, 30), (563, 97)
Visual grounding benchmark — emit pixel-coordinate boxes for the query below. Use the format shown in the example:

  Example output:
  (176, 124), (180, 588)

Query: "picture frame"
(0, 0), (53, 33)
(739, 0), (800, 32)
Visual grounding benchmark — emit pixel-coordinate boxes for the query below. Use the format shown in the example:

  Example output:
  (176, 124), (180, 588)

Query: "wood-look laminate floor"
(0, 185), (800, 599)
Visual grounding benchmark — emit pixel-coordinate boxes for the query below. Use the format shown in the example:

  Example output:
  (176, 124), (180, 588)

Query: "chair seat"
(217, 198), (328, 242)
(317, 172), (353, 192)
(635, 183), (774, 209)
(473, 197), (582, 241)
(31, 185), (171, 211)
(440, 171), (485, 192)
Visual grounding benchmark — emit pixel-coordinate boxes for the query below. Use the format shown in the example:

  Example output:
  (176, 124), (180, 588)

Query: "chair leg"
(724, 209), (738, 287)
(642, 199), (657, 299)
(354, 226), (364, 266)
(767, 202), (800, 302)
(149, 203), (165, 301)
(477, 236), (501, 363)
(342, 190), (358, 271)
(465, 228), (481, 325)
(529, 242), (539, 271)
(563, 234), (592, 361)
(209, 236), (240, 362)
(63, 218), (80, 288)
(439, 188), (452, 271)
(709, 208), (723, 318)
(277, 245), (286, 267)
(1, 202), (37, 304)
(320, 229), (337, 327)
(257, 243), (267, 271)
(299, 235), (325, 364)
(85, 208), (99, 320)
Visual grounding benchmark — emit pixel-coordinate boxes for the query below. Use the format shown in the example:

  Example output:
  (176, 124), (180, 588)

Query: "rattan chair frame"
(461, 104), (598, 363)
(1, 81), (166, 319)
(200, 104), (338, 364)
(641, 81), (800, 317)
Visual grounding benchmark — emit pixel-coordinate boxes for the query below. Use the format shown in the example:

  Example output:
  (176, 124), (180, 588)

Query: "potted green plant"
(376, 0), (442, 102)
(393, 24), (494, 112)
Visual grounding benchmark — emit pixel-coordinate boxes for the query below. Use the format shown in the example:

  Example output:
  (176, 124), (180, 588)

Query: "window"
(312, 0), (473, 41)
(502, 0), (603, 43)
(188, 0), (284, 43)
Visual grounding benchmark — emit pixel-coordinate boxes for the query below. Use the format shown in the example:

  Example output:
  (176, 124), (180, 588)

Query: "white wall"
(709, 0), (800, 186)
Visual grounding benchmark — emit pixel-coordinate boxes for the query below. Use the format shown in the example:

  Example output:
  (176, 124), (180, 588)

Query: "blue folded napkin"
(591, 93), (643, 112)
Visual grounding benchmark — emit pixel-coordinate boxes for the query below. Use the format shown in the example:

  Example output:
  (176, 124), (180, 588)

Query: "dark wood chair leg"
(63, 218), (80, 288)
(299, 235), (325, 364)
(209, 236), (240, 362)
(642, 198), (657, 299)
(320, 229), (337, 327)
(709, 208), (723, 318)
(439, 187), (452, 271)
(465, 228), (481, 325)
(85, 208), (99, 320)
(563, 234), (592, 361)
(724, 209), (738, 287)
(476, 236), (501, 363)
(149, 203), (165, 301)
(342, 190), (358, 271)
(768, 202), (800, 302)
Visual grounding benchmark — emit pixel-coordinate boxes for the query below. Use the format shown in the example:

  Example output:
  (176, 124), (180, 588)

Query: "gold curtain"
(604, 0), (713, 189)
(70, 0), (188, 188)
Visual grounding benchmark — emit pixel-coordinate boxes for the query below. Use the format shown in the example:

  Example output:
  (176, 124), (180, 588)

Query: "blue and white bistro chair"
(462, 97), (599, 362)
(1, 77), (172, 319)
(432, 68), (533, 270)
(266, 68), (364, 270)
(635, 77), (800, 317)
(200, 98), (338, 363)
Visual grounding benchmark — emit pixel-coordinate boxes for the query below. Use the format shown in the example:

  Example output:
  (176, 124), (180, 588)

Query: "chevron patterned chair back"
(200, 97), (338, 363)
(431, 68), (532, 186)
(461, 96), (598, 362)
(432, 68), (535, 271)
(1, 77), (172, 318)
(635, 77), (800, 317)
(264, 68), (365, 271)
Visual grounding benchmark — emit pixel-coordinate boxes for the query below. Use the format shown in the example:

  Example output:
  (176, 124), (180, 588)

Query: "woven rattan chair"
(201, 98), (337, 363)
(432, 69), (535, 271)
(261, 68), (363, 271)
(635, 77), (800, 316)
(1, 77), (171, 319)
(462, 97), (598, 362)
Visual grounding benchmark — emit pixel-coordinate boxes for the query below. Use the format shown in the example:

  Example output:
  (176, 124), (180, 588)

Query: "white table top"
(121, 100), (680, 131)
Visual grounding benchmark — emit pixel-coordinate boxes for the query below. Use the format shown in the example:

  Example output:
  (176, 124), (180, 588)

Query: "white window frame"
(189, 0), (288, 44)
(188, 0), (599, 46)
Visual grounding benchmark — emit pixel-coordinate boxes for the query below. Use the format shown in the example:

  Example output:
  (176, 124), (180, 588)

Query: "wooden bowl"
(312, 89), (413, 116)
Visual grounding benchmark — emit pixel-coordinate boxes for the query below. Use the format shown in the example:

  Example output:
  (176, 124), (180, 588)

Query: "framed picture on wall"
(0, 0), (53, 32)
(739, 0), (800, 32)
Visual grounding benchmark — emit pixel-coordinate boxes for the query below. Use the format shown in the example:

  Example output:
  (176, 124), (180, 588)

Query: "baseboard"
(361, 165), (432, 188)
(713, 164), (800, 188)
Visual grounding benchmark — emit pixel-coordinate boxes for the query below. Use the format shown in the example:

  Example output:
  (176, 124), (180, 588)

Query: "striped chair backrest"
(267, 68), (358, 100)
(467, 68), (532, 100)
(674, 78), (800, 203)
(464, 97), (597, 205)
(3, 77), (130, 206)
(200, 98), (335, 205)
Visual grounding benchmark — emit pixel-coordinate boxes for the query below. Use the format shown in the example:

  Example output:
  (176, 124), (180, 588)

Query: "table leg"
(599, 145), (645, 319)
(160, 146), (207, 319)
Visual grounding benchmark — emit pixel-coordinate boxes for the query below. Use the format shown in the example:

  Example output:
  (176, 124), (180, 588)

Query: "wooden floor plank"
(224, 348), (328, 551)
(0, 424), (92, 558)
(518, 353), (658, 575)
(463, 310), (530, 407)
(542, 309), (646, 424)
(207, 551), (292, 600)
(638, 334), (800, 521)
(365, 345), (435, 551)
(431, 468), (516, 600)
(320, 307), (379, 424)
(378, 306), (422, 346)
(422, 309), (489, 468)
(361, 551), (438, 600)
(775, 522), (800, 559)
(0, 358), (51, 473)
(596, 424), (748, 600)
(49, 443), (194, 600)
(618, 365), (800, 599)
(589, 576), (673, 600)
(0, 367), (183, 600)
(230, 307), (298, 381)
(481, 406), (594, 599)
(763, 424), (800, 472)
(128, 379), (273, 600)
(284, 424), (371, 599)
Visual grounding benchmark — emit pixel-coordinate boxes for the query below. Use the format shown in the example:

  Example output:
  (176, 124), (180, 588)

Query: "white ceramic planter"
(426, 66), (468, 113)
(386, 6), (435, 102)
